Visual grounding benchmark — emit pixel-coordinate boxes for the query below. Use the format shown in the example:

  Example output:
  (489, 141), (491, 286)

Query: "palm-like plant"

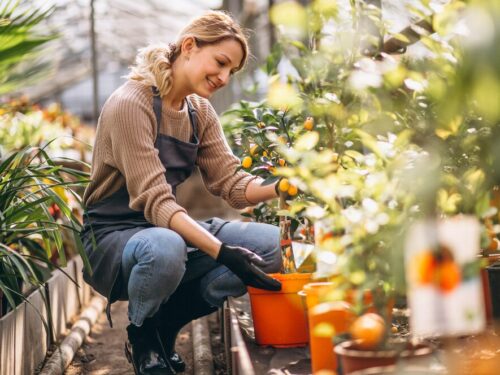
(0, 0), (57, 95)
(0, 146), (90, 312)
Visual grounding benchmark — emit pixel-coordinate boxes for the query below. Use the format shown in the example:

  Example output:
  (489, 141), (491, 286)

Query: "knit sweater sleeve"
(196, 99), (262, 209)
(106, 94), (186, 228)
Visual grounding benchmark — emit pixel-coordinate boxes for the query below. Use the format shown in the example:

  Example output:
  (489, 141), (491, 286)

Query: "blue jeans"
(121, 221), (281, 326)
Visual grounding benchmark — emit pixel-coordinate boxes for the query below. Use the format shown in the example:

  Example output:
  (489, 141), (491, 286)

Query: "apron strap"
(186, 98), (199, 144)
(152, 86), (199, 144)
(151, 86), (162, 138)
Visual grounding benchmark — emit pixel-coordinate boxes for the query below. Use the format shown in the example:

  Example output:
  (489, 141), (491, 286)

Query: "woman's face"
(182, 38), (244, 98)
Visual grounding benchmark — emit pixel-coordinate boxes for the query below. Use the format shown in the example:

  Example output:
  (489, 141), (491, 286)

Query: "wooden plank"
(0, 258), (92, 374)
(14, 301), (24, 375)
(74, 256), (93, 305)
(64, 260), (81, 321)
(228, 295), (311, 375)
(48, 269), (68, 340)
(0, 308), (15, 374)
(74, 256), (86, 306)
(0, 303), (25, 375)
(222, 303), (232, 375)
(23, 287), (48, 374)
(73, 256), (84, 310)
(48, 261), (81, 340)
(226, 297), (255, 375)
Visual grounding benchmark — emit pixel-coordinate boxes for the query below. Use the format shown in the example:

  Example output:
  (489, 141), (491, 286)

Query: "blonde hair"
(127, 10), (249, 97)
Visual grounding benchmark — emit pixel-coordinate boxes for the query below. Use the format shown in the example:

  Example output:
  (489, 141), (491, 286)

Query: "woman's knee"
(217, 221), (281, 273)
(201, 267), (246, 307)
(254, 224), (281, 273)
(129, 228), (188, 279)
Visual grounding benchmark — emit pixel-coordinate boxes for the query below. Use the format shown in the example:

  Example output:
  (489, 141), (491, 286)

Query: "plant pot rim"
(334, 339), (434, 359)
(268, 272), (313, 280)
(487, 262), (500, 270)
(349, 365), (445, 375)
(303, 281), (333, 289)
(247, 272), (313, 295)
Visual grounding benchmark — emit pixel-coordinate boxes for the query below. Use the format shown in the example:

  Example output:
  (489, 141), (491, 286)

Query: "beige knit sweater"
(83, 80), (260, 228)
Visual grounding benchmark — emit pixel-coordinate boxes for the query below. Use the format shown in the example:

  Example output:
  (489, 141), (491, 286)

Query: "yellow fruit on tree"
(278, 178), (290, 192)
(242, 156), (252, 169)
(287, 184), (298, 196)
(262, 151), (269, 158)
(250, 144), (259, 156)
(304, 116), (314, 130)
(257, 121), (265, 128)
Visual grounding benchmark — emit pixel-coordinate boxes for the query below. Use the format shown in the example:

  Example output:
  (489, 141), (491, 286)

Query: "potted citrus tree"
(268, 0), (500, 373)
(222, 96), (316, 346)
(243, 0), (484, 373)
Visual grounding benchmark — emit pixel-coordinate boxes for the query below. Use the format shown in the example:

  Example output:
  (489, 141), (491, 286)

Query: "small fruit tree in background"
(225, 0), (500, 348)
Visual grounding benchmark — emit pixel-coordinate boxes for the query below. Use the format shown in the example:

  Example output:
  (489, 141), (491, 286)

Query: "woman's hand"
(244, 178), (279, 204)
(216, 243), (282, 291)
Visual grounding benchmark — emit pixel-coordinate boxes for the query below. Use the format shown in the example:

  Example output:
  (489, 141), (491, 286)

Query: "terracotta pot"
(247, 272), (312, 347)
(350, 365), (443, 375)
(334, 340), (434, 374)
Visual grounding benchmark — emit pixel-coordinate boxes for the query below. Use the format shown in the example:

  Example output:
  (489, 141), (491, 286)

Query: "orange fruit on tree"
(278, 178), (290, 192)
(241, 156), (252, 169)
(437, 260), (461, 293)
(413, 251), (437, 285)
(304, 116), (314, 130)
(287, 184), (298, 196)
(489, 237), (500, 251)
(278, 158), (286, 166)
(350, 313), (386, 350)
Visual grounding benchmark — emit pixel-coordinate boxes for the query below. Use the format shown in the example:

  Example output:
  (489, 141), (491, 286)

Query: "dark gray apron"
(80, 87), (227, 324)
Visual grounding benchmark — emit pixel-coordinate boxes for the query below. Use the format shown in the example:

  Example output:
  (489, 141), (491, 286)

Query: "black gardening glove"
(216, 243), (282, 291)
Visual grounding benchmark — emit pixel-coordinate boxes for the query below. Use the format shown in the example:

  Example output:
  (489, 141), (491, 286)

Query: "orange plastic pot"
(247, 272), (312, 347)
(309, 301), (355, 373)
(302, 281), (333, 309)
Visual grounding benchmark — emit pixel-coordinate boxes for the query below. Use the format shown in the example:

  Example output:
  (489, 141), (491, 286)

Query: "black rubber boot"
(124, 318), (176, 375)
(155, 278), (218, 373)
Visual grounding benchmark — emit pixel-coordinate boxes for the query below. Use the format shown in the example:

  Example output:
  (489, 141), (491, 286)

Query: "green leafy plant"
(0, 146), (90, 312)
(0, 0), (57, 95)
(225, 1), (500, 351)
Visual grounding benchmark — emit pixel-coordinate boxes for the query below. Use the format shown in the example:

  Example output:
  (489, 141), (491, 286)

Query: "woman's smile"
(206, 77), (218, 91)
